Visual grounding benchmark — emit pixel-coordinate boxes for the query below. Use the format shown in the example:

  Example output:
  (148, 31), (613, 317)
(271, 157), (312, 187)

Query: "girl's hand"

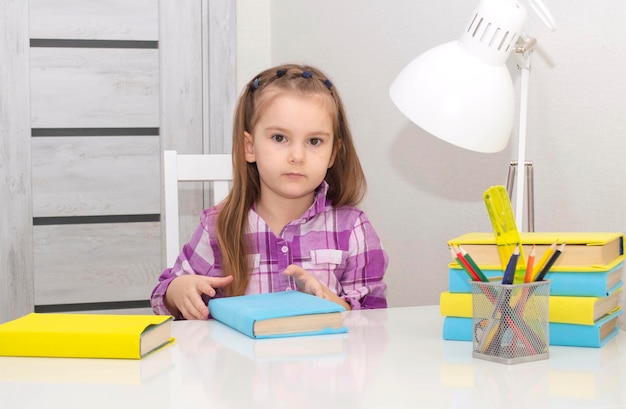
(282, 264), (351, 310)
(164, 275), (234, 320)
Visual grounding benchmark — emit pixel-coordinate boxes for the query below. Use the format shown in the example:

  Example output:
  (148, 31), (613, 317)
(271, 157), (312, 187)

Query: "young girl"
(151, 64), (388, 320)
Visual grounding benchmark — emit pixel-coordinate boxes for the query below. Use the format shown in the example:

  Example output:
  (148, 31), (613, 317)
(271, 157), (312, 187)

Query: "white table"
(1, 306), (626, 408)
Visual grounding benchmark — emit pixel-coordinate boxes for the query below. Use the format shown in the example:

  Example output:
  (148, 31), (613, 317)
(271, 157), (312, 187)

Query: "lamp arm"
(514, 46), (533, 231)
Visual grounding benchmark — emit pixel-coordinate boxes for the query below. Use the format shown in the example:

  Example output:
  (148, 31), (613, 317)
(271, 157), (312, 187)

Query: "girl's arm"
(151, 207), (226, 317)
(164, 274), (233, 320)
(340, 213), (389, 309)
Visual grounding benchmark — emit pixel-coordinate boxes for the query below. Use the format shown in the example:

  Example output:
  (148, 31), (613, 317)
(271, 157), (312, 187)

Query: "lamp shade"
(389, 42), (515, 153)
(389, 0), (528, 153)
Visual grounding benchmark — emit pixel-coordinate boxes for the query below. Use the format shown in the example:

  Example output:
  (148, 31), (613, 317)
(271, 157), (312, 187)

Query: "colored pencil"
(459, 246), (489, 282)
(449, 247), (480, 281)
(530, 242), (556, 282)
(524, 245), (536, 283)
(502, 245), (519, 285)
(535, 242), (566, 281)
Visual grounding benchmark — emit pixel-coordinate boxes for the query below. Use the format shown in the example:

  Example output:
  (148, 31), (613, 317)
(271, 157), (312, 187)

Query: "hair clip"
(276, 69), (287, 78)
(301, 71), (313, 79)
(323, 79), (333, 89)
(252, 78), (260, 90)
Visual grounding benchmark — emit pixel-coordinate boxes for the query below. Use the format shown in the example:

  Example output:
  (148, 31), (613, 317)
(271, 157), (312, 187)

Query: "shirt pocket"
(301, 249), (346, 287)
(308, 249), (345, 266)
(301, 249), (346, 292)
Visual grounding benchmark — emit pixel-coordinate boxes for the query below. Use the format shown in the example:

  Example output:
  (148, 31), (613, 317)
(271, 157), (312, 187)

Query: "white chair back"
(163, 150), (233, 267)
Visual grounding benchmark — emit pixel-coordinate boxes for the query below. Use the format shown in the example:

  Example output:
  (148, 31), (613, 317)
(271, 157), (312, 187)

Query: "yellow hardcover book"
(550, 290), (622, 325)
(439, 291), (475, 318)
(448, 232), (624, 269)
(439, 286), (622, 325)
(0, 313), (174, 359)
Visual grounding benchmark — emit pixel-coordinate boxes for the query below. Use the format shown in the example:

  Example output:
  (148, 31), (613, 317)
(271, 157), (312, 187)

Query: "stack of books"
(440, 232), (625, 348)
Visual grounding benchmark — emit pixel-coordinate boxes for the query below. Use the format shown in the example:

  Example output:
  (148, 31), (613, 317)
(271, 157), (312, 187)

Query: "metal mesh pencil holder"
(471, 280), (550, 364)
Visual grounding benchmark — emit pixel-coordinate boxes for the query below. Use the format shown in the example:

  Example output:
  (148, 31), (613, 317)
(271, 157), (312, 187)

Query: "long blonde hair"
(217, 64), (366, 296)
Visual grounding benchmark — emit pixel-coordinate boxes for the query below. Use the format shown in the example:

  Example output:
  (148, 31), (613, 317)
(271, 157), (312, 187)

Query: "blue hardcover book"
(209, 319), (348, 361)
(448, 260), (624, 297)
(443, 308), (623, 347)
(550, 309), (623, 348)
(208, 291), (347, 339)
(442, 316), (473, 342)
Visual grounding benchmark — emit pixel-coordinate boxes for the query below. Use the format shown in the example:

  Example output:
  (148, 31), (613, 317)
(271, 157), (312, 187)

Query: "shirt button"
(281, 246), (288, 254)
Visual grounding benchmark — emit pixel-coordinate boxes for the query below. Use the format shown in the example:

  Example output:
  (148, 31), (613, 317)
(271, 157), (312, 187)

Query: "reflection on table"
(1, 306), (626, 408)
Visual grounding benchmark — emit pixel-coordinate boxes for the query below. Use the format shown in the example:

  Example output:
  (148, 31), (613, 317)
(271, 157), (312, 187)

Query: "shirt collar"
(312, 180), (330, 213)
(295, 181), (330, 222)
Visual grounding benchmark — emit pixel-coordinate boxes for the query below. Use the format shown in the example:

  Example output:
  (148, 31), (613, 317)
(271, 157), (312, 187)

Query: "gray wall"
(237, 1), (626, 307)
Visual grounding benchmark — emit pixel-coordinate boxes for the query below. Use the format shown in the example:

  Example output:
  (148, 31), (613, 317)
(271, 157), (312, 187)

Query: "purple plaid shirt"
(151, 182), (388, 315)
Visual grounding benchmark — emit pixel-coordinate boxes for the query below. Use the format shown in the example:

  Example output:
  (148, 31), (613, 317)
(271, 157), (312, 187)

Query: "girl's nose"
(288, 146), (305, 164)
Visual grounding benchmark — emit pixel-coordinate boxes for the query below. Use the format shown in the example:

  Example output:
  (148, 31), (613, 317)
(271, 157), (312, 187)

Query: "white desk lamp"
(389, 0), (555, 231)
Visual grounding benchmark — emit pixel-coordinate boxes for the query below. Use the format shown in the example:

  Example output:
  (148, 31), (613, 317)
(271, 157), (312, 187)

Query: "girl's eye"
(309, 138), (322, 146)
(272, 134), (286, 143)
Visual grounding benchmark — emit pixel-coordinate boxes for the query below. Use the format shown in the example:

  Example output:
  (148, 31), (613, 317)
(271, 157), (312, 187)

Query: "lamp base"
(506, 161), (535, 232)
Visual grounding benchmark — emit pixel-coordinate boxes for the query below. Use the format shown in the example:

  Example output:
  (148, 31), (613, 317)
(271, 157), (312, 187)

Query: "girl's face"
(244, 91), (336, 204)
